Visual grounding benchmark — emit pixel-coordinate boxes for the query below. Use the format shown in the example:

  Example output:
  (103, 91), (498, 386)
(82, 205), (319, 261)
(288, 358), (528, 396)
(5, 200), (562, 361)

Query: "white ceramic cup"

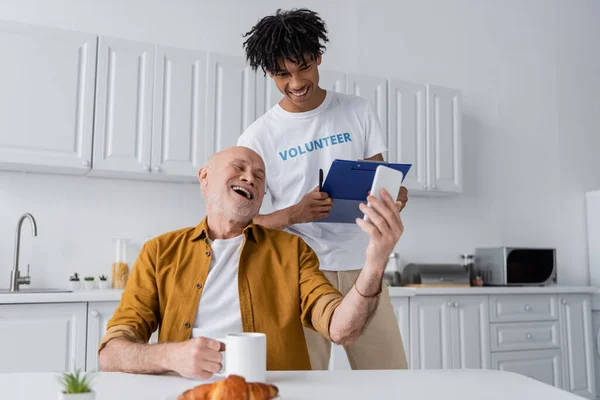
(191, 330), (266, 383)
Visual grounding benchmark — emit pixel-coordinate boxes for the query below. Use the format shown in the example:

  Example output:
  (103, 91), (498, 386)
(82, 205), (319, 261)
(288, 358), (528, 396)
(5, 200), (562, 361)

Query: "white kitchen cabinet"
(205, 53), (257, 158)
(86, 301), (158, 372)
(91, 37), (155, 177)
(86, 301), (119, 372)
(410, 296), (453, 369)
(319, 69), (346, 94)
(558, 295), (596, 399)
(0, 303), (86, 373)
(387, 80), (427, 191)
(346, 74), (387, 144)
(426, 85), (462, 193)
(492, 349), (563, 389)
(152, 46), (208, 181)
(391, 296), (411, 366)
(410, 295), (489, 369)
(0, 21), (97, 174)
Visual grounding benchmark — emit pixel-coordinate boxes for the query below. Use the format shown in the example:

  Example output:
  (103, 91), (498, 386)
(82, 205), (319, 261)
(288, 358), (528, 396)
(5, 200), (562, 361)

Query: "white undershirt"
(191, 234), (244, 339)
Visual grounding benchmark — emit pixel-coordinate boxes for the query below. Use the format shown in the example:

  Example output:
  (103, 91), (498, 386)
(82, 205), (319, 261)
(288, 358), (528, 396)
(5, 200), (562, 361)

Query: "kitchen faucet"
(10, 213), (37, 292)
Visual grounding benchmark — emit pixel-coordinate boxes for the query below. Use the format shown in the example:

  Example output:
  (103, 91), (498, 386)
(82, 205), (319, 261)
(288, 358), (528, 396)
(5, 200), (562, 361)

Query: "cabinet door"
(391, 296), (410, 366)
(0, 303), (86, 372)
(0, 21), (96, 174)
(86, 301), (119, 371)
(256, 76), (281, 116)
(387, 80), (427, 191)
(409, 296), (453, 369)
(426, 85), (462, 193)
(205, 53), (257, 158)
(92, 37), (154, 175)
(346, 74), (387, 145)
(559, 295), (596, 399)
(319, 69), (346, 94)
(451, 295), (490, 369)
(492, 349), (563, 389)
(152, 46), (208, 180)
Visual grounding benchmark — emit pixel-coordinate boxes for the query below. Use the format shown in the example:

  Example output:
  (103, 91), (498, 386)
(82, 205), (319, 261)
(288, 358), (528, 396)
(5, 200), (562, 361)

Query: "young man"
(238, 9), (408, 370)
(98, 146), (405, 377)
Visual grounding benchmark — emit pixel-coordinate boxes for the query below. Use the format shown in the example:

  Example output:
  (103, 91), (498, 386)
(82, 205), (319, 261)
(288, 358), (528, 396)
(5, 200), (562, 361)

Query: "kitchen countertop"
(0, 285), (596, 304)
(387, 285), (598, 296)
(0, 289), (123, 304)
(0, 369), (581, 400)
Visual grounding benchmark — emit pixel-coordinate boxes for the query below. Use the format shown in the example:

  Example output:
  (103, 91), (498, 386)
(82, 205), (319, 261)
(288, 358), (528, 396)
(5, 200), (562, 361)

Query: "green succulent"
(84, 276), (95, 281)
(99, 275), (108, 281)
(58, 369), (93, 394)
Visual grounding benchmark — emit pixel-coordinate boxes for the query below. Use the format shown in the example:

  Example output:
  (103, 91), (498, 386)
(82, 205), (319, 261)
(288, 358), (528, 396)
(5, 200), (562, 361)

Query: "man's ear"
(316, 53), (322, 66)
(198, 166), (209, 187)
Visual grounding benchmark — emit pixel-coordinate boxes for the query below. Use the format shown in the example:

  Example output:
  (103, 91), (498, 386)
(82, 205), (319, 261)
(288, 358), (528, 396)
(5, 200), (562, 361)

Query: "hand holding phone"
(363, 166), (404, 222)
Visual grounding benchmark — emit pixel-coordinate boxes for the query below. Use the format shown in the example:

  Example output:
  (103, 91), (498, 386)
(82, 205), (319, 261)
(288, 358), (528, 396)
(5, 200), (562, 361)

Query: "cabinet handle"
(526, 333), (532, 340)
(82, 160), (90, 167)
(446, 302), (452, 307)
(143, 165), (150, 172)
(453, 302), (459, 308)
(153, 166), (161, 173)
(431, 184), (437, 190)
(91, 310), (99, 318)
(524, 305), (531, 311)
(561, 298), (567, 305)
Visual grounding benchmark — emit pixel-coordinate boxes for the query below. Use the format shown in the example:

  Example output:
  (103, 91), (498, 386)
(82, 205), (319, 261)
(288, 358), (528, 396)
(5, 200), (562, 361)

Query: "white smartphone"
(364, 165), (404, 222)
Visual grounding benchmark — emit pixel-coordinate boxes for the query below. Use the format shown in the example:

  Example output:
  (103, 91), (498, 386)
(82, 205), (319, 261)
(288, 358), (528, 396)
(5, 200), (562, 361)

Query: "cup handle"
(214, 337), (227, 377)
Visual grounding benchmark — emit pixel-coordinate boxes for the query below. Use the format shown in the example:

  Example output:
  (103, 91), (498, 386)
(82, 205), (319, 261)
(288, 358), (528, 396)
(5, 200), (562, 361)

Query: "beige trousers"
(303, 269), (408, 370)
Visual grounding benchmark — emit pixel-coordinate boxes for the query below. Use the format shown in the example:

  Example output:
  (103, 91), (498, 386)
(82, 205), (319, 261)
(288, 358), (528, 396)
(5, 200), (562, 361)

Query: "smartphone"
(364, 165), (404, 222)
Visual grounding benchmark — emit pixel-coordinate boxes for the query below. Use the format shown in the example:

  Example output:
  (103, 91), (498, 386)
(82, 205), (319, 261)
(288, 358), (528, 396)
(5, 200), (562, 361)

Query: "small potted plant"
(98, 275), (109, 290)
(68, 273), (80, 291)
(83, 276), (95, 290)
(58, 369), (95, 399)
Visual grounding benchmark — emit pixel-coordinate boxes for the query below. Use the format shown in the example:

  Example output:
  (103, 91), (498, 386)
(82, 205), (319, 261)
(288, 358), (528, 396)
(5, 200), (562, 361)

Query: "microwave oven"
(474, 247), (557, 286)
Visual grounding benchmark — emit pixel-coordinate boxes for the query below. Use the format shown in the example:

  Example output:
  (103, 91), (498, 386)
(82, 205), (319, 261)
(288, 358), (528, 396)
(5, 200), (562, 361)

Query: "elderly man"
(99, 146), (404, 379)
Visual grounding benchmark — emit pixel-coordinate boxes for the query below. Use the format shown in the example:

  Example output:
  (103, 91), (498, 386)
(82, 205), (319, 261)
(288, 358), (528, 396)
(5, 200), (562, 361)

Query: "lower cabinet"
(0, 303), (87, 373)
(409, 295), (489, 370)
(491, 349), (563, 388)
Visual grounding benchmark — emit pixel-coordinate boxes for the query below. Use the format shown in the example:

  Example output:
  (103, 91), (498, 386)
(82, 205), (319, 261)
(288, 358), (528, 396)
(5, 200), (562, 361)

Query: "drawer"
(491, 349), (562, 388)
(489, 295), (558, 322)
(490, 321), (560, 352)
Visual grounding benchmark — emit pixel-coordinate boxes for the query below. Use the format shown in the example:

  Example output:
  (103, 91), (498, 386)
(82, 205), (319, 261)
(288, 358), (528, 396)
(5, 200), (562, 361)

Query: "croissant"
(177, 374), (279, 400)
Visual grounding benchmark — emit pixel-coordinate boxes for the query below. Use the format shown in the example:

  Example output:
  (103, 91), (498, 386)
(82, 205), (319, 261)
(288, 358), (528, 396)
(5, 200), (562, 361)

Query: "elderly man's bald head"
(199, 146), (266, 223)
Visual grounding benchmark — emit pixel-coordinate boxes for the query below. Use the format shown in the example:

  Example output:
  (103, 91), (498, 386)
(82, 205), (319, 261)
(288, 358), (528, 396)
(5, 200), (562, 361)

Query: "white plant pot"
(68, 281), (81, 291)
(98, 281), (110, 290)
(58, 391), (95, 400)
(83, 281), (95, 290)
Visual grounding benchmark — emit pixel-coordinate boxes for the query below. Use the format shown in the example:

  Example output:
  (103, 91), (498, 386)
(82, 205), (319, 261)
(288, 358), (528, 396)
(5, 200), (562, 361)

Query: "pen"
(319, 169), (323, 192)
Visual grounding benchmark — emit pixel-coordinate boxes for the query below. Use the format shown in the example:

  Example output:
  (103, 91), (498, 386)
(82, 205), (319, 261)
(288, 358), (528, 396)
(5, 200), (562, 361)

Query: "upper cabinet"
(0, 20), (97, 174)
(427, 85), (462, 193)
(91, 37), (154, 178)
(206, 53), (257, 157)
(152, 46), (208, 180)
(346, 74), (388, 141)
(387, 81), (462, 194)
(0, 20), (462, 193)
(387, 80), (427, 191)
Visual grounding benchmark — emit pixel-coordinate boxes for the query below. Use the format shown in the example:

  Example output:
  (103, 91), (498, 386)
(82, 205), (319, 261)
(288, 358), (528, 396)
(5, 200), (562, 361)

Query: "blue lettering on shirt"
(278, 133), (353, 161)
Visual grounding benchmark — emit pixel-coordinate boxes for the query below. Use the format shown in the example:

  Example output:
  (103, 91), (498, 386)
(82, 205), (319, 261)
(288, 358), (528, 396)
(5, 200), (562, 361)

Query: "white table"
(0, 369), (582, 400)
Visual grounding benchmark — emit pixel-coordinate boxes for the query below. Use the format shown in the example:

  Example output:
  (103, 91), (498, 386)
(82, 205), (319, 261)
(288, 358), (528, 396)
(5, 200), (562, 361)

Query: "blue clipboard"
(319, 159), (412, 223)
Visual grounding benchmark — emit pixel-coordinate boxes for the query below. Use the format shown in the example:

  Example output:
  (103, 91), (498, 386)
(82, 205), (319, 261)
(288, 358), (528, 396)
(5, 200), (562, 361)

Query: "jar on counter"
(112, 238), (130, 289)
(383, 253), (402, 287)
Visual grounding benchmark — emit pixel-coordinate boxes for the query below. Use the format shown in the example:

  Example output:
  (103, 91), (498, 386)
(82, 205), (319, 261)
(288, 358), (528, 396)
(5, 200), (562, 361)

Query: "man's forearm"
(253, 206), (296, 230)
(99, 338), (173, 374)
(328, 265), (384, 346)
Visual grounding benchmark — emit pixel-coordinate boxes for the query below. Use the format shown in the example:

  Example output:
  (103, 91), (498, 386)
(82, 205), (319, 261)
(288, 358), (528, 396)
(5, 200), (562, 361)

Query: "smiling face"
(269, 54), (327, 113)
(199, 147), (266, 224)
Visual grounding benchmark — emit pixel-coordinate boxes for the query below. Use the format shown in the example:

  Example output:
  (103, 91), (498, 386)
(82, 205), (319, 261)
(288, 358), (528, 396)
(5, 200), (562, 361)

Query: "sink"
(0, 288), (72, 294)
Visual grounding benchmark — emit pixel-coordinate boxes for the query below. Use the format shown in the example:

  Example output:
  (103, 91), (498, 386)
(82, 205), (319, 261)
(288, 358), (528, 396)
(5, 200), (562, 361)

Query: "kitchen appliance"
(474, 247), (557, 286)
(401, 263), (470, 287)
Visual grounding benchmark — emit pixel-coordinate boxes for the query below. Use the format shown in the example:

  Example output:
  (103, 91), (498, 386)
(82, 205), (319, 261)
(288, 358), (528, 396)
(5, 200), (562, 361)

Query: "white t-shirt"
(238, 91), (387, 271)
(191, 235), (244, 338)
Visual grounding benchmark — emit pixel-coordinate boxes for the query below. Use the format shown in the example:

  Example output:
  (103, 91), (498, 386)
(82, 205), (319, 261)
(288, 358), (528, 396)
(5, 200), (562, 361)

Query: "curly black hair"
(242, 8), (329, 74)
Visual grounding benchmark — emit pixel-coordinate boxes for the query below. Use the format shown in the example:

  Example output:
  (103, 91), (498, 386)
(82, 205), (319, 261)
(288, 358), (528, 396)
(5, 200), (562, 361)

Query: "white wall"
(0, 0), (598, 289)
